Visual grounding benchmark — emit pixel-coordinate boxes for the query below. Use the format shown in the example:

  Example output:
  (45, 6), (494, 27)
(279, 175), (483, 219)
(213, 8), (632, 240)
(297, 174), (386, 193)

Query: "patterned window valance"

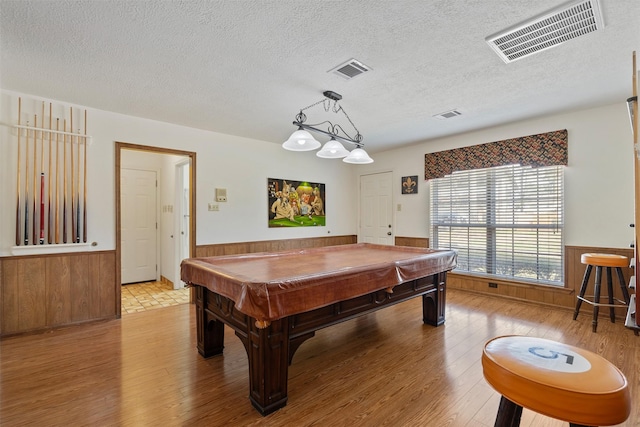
(424, 129), (568, 180)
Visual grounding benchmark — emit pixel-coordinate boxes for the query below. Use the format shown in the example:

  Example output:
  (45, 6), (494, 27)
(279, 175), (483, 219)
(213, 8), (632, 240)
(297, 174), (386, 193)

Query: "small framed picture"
(401, 176), (418, 194)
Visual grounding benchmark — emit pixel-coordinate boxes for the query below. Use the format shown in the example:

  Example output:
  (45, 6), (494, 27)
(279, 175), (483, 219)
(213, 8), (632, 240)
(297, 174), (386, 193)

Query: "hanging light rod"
(291, 90), (363, 145)
(283, 90), (373, 164)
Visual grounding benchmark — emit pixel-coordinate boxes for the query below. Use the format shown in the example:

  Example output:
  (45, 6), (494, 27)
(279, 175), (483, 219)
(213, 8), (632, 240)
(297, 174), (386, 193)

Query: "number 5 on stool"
(482, 335), (630, 427)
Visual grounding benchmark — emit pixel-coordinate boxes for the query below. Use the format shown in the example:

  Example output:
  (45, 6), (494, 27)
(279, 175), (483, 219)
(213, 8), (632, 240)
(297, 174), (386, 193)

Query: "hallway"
(121, 281), (190, 314)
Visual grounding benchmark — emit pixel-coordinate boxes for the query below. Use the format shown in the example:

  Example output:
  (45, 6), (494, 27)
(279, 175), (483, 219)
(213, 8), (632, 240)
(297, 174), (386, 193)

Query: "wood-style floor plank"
(1, 289), (637, 426)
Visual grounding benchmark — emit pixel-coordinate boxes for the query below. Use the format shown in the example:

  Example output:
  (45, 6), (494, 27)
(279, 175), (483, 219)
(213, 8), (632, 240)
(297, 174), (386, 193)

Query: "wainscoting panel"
(448, 245), (633, 318)
(45, 255), (71, 326)
(395, 236), (429, 248)
(1, 251), (117, 336)
(195, 235), (357, 257)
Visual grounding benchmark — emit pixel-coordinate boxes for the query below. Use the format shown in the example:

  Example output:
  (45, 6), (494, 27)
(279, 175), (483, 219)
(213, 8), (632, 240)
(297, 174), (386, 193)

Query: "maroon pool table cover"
(180, 243), (457, 323)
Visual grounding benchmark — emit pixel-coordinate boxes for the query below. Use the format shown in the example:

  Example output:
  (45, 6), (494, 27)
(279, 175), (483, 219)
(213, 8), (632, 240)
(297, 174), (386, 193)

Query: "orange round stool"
(482, 336), (630, 427)
(573, 253), (630, 332)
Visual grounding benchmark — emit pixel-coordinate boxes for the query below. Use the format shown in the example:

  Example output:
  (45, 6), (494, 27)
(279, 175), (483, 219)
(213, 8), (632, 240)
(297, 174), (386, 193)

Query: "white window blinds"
(430, 164), (564, 285)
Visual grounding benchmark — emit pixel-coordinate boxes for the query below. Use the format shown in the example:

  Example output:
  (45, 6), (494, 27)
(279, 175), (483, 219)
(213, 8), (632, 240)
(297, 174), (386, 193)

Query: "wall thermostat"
(216, 188), (227, 202)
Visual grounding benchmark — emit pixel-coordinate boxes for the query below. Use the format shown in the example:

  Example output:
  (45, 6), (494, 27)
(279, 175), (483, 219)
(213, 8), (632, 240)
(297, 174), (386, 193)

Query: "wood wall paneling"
(46, 256), (71, 326)
(99, 253), (116, 318)
(88, 254), (102, 319)
(0, 261), (2, 331)
(0, 251), (117, 337)
(194, 235), (358, 257)
(2, 259), (20, 333)
(449, 245), (634, 318)
(395, 236), (429, 248)
(71, 254), (90, 322)
(20, 257), (47, 331)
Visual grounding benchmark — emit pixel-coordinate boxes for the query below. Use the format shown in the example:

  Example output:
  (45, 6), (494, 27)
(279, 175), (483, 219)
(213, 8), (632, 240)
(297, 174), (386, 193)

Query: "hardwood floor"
(1, 289), (637, 426)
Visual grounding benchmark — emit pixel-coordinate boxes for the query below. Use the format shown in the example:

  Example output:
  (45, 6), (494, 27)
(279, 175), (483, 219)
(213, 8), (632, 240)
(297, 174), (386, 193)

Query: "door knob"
(387, 232), (392, 235)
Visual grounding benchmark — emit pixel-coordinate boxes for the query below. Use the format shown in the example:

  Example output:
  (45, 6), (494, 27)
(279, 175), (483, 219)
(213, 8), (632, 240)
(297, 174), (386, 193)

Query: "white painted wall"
(1, 90), (634, 259)
(0, 90), (357, 257)
(353, 102), (635, 249)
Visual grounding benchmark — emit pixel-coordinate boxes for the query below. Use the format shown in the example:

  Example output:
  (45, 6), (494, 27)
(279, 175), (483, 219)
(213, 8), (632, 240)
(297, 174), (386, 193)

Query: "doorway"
(115, 142), (196, 318)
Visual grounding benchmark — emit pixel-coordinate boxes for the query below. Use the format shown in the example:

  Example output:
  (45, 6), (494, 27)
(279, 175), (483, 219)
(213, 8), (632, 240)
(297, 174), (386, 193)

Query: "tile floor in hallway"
(121, 281), (191, 314)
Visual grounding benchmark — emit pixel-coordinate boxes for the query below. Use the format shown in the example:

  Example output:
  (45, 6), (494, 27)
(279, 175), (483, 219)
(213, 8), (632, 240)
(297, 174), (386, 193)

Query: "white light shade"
(282, 129), (321, 151)
(343, 147), (374, 164)
(316, 139), (349, 158)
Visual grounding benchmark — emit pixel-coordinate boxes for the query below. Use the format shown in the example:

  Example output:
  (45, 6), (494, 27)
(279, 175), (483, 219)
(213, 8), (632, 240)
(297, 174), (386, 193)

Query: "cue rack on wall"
(13, 98), (90, 247)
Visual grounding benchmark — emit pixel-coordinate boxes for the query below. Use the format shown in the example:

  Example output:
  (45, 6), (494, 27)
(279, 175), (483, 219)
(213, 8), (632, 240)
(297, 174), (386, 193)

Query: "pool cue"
(82, 110), (87, 243)
(63, 119), (67, 243)
(76, 125), (80, 243)
(39, 102), (45, 244)
(55, 118), (60, 244)
(40, 172), (45, 244)
(70, 108), (76, 244)
(16, 98), (22, 246)
(48, 103), (53, 244)
(24, 121), (30, 245)
(32, 114), (37, 245)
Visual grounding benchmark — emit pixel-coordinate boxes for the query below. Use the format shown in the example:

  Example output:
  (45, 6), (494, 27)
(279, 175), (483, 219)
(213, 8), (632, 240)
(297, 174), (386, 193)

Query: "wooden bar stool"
(573, 253), (630, 332)
(482, 336), (630, 427)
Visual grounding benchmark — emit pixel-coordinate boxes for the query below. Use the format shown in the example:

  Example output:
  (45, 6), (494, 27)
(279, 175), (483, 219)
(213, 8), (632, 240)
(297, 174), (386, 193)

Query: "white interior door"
(121, 168), (158, 284)
(359, 172), (394, 244)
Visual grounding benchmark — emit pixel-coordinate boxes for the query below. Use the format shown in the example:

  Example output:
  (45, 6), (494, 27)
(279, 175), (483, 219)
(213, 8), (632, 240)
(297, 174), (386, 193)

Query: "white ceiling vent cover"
(485, 0), (604, 63)
(329, 59), (371, 80)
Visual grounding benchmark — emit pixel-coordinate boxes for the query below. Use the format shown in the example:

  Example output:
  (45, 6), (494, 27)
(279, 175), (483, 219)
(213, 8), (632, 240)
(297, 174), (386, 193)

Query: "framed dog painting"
(267, 178), (326, 227)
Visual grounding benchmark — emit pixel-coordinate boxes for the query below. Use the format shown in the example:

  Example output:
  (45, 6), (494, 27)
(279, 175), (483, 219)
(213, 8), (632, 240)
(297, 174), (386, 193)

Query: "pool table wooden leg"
(195, 286), (225, 357)
(246, 317), (290, 415)
(422, 273), (446, 326)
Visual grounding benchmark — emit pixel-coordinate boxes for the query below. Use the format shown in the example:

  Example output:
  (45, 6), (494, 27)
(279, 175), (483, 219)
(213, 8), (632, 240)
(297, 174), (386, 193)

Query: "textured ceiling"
(1, 0), (639, 153)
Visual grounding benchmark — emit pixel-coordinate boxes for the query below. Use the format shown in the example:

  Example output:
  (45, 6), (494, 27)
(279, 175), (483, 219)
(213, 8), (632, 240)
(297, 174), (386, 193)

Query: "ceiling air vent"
(329, 58), (371, 80)
(433, 109), (462, 120)
(485, 0), (604, 63)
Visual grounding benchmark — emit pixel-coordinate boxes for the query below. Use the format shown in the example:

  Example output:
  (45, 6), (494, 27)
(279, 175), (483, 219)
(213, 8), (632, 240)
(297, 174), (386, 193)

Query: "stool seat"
(482, 336), (630, 426)
(581, 253), (628, 268)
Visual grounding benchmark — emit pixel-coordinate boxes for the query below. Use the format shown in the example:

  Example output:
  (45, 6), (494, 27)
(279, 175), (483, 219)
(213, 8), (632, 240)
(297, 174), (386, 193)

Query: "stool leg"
(569, 423), (594, 427)
(615, 267), (630, 305)
(592, 266), (602, 332)
(606, 267), (616, 323)
(574, 265), (593, 320)
(494, 395), (523, 427)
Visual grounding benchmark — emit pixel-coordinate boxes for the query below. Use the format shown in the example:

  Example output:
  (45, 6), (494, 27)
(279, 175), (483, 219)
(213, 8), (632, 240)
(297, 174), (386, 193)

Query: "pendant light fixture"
(343, 147), (374, 164)
(282, 128), (321, 151)
(282, 90), (373, 164)
(316, 137), (350, 158)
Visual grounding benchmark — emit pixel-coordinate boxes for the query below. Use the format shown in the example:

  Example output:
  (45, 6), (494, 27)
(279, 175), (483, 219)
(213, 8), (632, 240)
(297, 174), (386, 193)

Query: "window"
(430, 164), (564, 285)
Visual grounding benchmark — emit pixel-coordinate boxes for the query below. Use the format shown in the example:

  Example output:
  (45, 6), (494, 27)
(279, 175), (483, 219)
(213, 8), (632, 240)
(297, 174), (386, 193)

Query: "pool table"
(181, 243), (457, 415)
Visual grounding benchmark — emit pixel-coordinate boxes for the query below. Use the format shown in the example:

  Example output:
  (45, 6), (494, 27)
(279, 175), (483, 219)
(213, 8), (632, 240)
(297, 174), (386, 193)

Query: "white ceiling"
(1, 0), (639, 154)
